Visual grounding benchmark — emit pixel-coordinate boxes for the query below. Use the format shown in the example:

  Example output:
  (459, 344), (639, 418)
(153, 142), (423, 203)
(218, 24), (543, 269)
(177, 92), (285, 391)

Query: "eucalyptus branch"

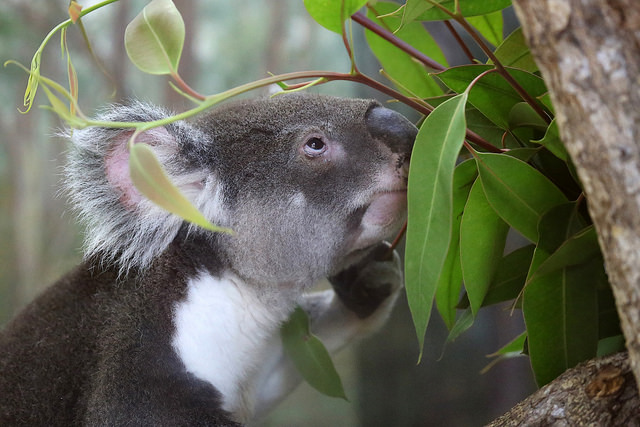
(443, 21), (475, 63)
(351, 11), (445, 72)
(423, 0), (550, 124)
(170, 71), (206, 101)
(454, 16), (551, 124)
(23, 0), (121, 111)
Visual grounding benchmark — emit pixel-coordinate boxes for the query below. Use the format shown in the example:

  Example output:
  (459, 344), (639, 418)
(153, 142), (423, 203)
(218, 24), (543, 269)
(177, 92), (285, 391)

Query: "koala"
(0, 93), (416, 426)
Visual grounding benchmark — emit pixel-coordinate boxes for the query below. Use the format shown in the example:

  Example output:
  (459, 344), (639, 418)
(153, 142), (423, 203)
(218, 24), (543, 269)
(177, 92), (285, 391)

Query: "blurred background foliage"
(0, 1), (535, 425)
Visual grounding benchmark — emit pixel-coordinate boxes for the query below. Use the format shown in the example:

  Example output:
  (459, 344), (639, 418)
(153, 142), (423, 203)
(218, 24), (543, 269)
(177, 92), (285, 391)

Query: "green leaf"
(523, 203), (598, 386)
(530, 226), (600, 280)
(474, 152), (568, 242)
(366, 2), (447, 98)
(524, 263), (599, 386)
(598, 287), (622, 340)
(125, 0), (185, 75)
(405, 92), (468, 356)
(281, 306), (347, 399)
(533, 119), (569, 162)
(481, 331), (527, 374)
(467, 10), (503, 47)
(415, 0), (512, 21)
(508, 102), (548, 131)
(539, 93), (555, 114)
(445, 308), (474, 344)
(460, 179), (509, 315)
(129, 142), (232, 234)
(597, 335), (625, 358)
(436, 160), (477, 330)
(399, 0), (443, 26)
(304, 0), (367, 33)
(465, 106), (505, 146)
(504, 147), (540, 162)
(526, 203), (585, 280)
(483, 244), (535, 307)
(491, 28), (538, 72)
(436, 65), (547, 129)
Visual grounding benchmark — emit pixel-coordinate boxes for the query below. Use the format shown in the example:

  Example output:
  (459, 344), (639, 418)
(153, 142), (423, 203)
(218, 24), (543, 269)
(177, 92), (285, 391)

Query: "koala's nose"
(365, 106), (417, 155)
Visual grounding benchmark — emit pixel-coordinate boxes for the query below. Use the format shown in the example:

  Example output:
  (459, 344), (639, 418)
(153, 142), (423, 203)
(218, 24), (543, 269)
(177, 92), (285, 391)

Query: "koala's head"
(67, 94), (416, 285)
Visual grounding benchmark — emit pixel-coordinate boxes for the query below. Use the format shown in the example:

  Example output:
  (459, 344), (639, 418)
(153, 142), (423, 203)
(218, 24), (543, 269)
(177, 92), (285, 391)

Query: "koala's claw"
(329, 242), (403, 319)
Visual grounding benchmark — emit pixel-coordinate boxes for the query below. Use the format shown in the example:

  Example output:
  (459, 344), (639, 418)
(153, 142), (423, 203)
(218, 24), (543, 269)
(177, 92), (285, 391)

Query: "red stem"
(351, 11), (445, 72)
(444, 21), (474, 63)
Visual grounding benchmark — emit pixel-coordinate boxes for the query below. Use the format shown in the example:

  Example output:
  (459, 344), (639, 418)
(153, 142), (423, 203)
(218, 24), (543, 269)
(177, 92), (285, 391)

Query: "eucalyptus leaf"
(533, 119), (568, 162)
(460, 179), (509, 315)
(304, 0), (367, 34)
(366, 2), (446, 98)
(491, 28), (538, 72)
(467, 11), (503, 47)
(474, 152), (568, 242)
(129, 142), (231, 234)
(436, 160), (477, 330)
(508, 102), (548, 131)
(523, 203), (597, 386)
(524, 264), (598, 386)
(482, 244), (535, 307)
(481, 331), (527, 374)
(530, 226), (600, 280)
(125, 0), (185, 75)
(405, 93), (468, 356)
(436, 65), (547, 129)
(415, 0), (512, 21)
(445, 308), (474, 344)
(281, 306), (347, 399)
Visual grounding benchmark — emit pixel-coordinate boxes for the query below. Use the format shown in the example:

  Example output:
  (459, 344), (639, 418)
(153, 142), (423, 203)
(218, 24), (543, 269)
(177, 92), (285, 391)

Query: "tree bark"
(512, 0), (640, 388)
(488, 352), (640, 426)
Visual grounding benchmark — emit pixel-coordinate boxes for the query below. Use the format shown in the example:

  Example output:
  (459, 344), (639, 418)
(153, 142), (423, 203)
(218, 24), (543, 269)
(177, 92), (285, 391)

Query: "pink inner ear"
(105, 131), (143, 209)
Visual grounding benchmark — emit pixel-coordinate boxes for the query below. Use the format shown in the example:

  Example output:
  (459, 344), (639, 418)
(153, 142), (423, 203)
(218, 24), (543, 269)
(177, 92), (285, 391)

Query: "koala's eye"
(303, 136), (327, 157)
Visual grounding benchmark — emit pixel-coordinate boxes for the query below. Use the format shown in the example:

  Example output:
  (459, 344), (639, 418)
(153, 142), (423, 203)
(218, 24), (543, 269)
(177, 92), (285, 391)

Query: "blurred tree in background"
(0, 1), (536, 425)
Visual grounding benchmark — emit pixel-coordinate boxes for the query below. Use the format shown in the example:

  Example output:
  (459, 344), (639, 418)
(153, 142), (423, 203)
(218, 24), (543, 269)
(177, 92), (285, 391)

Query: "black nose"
(365, 106), (417, 155)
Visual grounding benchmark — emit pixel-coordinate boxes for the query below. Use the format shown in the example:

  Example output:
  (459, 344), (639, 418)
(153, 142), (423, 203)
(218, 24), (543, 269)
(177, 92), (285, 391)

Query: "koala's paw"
(329, 242), (403, 319)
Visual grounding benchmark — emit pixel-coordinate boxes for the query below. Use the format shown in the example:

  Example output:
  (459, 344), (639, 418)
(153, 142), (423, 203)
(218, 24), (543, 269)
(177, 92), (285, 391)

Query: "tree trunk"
(488, 352), (640, 426)
(512, 0), (640, 387)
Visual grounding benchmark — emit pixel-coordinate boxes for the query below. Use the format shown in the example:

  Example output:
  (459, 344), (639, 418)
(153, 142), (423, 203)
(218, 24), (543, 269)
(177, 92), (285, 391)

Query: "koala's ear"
(66, 104), (221, 272)
(104, 127), (182, 211)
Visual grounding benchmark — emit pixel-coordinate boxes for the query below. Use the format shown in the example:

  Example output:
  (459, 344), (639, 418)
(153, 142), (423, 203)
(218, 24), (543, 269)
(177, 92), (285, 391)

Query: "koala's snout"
(365, 106), (417, 156)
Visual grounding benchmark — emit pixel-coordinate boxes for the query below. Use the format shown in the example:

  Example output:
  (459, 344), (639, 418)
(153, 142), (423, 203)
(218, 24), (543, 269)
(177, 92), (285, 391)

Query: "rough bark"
(488, 352), (640, 426)
(512, 0), (640, 387)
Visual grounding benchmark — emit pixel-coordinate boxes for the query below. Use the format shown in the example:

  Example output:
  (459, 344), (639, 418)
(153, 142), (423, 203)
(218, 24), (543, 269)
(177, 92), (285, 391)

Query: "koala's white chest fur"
(171, 272), (291, 421)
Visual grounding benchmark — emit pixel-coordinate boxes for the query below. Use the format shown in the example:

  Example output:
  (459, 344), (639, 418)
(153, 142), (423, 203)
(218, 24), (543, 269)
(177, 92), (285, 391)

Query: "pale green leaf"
(405, 92), (468, 356)
(129, 142), (231, 234)
(304, 0), (368, 33)
(125, 0), (185, 75)
(281, 306), (347, 399)
(467, 10), (503, 47)
(481, 332), (527, 374)
(415, 0), (511, 21)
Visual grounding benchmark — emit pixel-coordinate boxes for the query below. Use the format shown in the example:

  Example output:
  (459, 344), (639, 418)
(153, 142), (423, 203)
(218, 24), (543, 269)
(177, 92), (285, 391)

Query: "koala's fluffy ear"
(66, 102), (221, 272)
